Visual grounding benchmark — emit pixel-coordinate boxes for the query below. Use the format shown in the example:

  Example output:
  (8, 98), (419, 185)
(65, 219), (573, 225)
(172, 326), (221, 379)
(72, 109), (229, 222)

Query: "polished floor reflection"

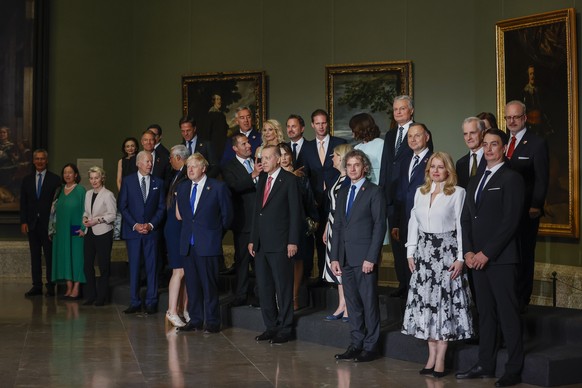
(0, 279), (547, 387)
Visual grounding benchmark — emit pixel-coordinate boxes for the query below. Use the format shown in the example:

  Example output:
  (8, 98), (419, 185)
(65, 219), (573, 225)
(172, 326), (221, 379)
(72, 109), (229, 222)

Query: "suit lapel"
(193, 181), (210, 217)
(346, 180), (369, 223)
(263, 171), (285, 207)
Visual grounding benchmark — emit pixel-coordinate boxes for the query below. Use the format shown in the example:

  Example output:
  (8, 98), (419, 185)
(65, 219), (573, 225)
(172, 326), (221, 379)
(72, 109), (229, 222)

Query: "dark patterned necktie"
(470, 153), (478, 177)
(395, 126), (404, 153)
(141, 177), (147, 203)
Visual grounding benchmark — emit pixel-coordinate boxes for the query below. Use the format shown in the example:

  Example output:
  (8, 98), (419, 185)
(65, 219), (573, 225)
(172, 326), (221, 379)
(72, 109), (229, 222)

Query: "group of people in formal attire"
(18, 95), (547, 387)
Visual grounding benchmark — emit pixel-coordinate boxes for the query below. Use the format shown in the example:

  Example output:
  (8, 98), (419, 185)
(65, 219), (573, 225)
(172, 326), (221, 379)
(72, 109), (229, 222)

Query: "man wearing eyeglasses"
(503, 100), (549, 313)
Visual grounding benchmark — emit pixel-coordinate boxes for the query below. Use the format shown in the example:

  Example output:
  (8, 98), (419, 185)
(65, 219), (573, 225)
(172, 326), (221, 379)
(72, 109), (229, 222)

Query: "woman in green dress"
(51, 163), (86, 299)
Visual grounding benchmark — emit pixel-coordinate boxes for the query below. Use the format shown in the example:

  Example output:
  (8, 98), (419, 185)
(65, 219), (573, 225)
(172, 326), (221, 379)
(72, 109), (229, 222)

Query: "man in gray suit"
(330, 149), (387, 362)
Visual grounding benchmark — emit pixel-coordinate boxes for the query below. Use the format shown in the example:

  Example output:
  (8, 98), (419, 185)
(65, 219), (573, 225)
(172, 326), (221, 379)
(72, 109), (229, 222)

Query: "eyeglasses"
(503, 114), (525, 121)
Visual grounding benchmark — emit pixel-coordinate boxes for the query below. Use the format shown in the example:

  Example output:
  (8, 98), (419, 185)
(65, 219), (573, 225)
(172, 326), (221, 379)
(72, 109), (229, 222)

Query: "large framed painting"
(182, 70), (267, 158)
(0, 0), (48, 219)
(325, 61), (412, 141)
(496, 8), (579, 238)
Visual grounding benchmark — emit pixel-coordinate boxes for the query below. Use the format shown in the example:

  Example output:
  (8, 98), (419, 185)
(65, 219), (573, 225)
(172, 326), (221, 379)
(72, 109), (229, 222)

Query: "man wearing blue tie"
(330, 150), (386, 362)
(176, 153), (233, 333)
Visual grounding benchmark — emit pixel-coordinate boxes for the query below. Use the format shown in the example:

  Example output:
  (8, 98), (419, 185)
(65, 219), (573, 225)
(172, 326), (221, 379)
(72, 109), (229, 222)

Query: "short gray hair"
(342, 149), (371, 177)
(171, 144), (189, 160)
(393, 95), (414, 110)
(506, 100), (526, 114)
(462, 116), (486, 132)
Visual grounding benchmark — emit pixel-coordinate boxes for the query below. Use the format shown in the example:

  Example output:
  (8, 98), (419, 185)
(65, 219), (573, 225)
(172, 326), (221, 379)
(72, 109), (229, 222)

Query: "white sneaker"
(166, 311), (185, 327)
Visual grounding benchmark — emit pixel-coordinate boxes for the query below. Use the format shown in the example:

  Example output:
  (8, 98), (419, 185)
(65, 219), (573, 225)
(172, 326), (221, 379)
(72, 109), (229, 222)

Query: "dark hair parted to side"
(310, 109), (329, 122)
(179, 116), (196, 127)
(287, 114), (305, 128)
(484, 128), (509, 145)
(349, 113), (380, 142)
(61, 163), (81, 184)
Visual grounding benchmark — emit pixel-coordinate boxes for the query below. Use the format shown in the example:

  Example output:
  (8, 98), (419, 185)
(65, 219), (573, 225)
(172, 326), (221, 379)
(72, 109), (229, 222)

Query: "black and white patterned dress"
(323, 175), (347, 284)
(401, 183), (474, 341)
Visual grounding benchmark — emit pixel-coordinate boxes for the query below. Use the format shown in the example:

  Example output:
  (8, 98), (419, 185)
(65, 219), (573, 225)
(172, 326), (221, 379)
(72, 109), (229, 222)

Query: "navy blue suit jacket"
(220, 129), (261, 166)
(176, 177), (233, 257)
(118, 173), (166, 240)
(301, 136), (347, 198)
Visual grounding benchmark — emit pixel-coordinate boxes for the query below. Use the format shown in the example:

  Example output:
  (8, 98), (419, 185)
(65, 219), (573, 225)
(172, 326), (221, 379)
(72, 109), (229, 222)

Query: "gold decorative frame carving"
(325, 61), (412, 140)
(496, 8), (579, 238)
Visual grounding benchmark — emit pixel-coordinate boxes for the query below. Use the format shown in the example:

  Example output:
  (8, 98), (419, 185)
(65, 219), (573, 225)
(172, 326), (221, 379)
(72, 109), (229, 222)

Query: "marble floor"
(0, 279), (553, 388)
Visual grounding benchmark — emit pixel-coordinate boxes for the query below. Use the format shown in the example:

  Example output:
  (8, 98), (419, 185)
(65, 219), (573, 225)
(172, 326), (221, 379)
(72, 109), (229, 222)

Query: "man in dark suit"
(141, 129), (169, 183)
(456, 117), (487, 189)
(456, 128), (525, 387)
(286, 114), (308, 170)
(504, 100), (549, 310)
(179, 116), (219, 178)
(301, 109), (347, 280)
(391, 123), (432, 296)
(220, 107), (261, 166)
(19, 149), (61, 297)
(222, 133), (262, 306)
(176, 153), (233, 333)
(378, 95), (433, 297)
(249, 145), (301, 344)
(330, 149), (386, 362)
(147, 124), (170, 161)
(118, 150), (166, 314)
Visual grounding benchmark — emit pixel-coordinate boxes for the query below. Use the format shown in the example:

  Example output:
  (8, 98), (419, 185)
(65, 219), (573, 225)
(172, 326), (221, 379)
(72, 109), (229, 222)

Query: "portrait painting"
(496, 8), (579, 238)
(182, 71), (266, 158)
(326, 61), (412, 142)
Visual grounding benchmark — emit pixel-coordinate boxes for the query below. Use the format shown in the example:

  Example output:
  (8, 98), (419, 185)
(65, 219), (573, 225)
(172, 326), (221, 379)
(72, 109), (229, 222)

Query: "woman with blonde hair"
(255, 119), (285, 161)
(401, 152), (473, 377)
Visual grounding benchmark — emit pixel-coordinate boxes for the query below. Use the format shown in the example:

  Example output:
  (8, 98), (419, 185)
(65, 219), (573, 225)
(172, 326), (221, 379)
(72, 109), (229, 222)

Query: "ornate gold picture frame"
(325, 61), (412, 141)
(496, 8), (579, 238)
(182, 70), (267, 157)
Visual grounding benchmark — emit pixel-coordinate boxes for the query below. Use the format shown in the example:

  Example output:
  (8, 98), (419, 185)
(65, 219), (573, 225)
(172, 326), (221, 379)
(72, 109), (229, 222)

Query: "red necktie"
(262, 176), (273, 207)
(507, 136), (516, 159)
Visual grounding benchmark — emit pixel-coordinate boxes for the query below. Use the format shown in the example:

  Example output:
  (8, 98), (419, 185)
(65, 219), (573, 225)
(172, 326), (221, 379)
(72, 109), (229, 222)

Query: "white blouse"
(405, 182), (465, 261)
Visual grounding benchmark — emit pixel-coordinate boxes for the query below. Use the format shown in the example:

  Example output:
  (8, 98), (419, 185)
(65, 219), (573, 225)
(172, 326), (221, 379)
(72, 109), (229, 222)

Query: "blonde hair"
(186, 152), (209, 168)
(419, 152), (457, 195)
(261, 119), (285, 146)
(88, 166), (106, 182)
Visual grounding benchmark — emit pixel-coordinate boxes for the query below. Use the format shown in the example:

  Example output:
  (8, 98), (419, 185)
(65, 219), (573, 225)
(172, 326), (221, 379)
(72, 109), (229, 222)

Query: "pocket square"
(488, 187), (501, 191)
(517, 156), (530, 160)
(153, 186), (159, 190)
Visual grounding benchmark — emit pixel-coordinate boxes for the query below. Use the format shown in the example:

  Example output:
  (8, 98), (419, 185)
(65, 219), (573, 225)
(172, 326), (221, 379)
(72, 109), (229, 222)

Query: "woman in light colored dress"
(401, 152), (474, 378)
(254, 119), (285, 161)
(322, 143), (353, 321)
(350, 113), (384, 185)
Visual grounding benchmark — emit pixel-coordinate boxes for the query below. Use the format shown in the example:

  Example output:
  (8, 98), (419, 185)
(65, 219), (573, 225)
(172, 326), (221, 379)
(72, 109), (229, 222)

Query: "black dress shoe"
(255, 331), (275, 341)
(204, 325), (220, 334)
(495, 374), (521, 387)
(230, 298), (247, 307)
(455, 365), (496, 379)
(335, 345), (362, 360)
(177, 322), (203, 332)
(145, 305), (158, 314)
(270, 335), (290, 344)
(354, 350), (377, 362)
(64, 295), (82, 301)
(123, 305), (141, 314)
(419, 367), (434, 375)
(220, 266), (236, 275)
(45, 287), (55, 297)
(24, 287), (43, 297)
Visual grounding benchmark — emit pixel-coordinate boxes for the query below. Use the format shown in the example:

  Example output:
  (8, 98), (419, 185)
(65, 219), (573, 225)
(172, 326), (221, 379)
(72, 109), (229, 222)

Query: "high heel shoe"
(166, 311), (186, 327)
(419, 367), (434, 375)
(432, 370), (448, 378)
(324, 311), (344, 321)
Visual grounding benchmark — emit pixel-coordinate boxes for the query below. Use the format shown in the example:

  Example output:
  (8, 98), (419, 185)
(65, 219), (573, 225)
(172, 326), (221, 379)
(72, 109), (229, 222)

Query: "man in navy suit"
(392, 123), (432, 295)
(456, 117), (487, 189)
(220, 107), (261, 166)
(286, 114), (308, 170)
(456, 129), (525, 387)
(20, 149), (61, 297)
(249, 145), (301, 344)
(176, 153), (233, 333)
(118, 151), (166, 314)
(301, 109), (347, 280)
(222, 134), (262, 306)
(504, 100), (549, 310)
(331, 150), (386, 362)
(378, 95), (433, 297)
(141, 130), (169, 183)
(179, 116), (219, 178)
(147, 124), (170, 161)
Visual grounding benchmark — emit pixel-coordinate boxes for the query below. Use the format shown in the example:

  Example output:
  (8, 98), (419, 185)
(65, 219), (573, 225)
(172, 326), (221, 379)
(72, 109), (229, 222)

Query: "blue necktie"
(244, 159), (253, 174)
(292, 143), (298, 161)
(475, 170), (491, 205)
(188, 140), (193, 155)
(189, 183), (198, 245)
(36, 173), (43, 198)
(346, 185), (356, 218)
(395, 126), (404, 153)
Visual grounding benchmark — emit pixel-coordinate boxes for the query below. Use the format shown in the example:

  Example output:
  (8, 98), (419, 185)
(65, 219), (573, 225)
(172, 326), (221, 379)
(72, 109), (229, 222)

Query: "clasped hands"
(134, 223), (152, 235)
(464, 251), (489, 270)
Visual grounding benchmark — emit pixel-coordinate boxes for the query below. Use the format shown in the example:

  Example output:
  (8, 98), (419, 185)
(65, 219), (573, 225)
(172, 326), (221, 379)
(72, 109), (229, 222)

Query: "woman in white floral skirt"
(402, 152), (474, 378)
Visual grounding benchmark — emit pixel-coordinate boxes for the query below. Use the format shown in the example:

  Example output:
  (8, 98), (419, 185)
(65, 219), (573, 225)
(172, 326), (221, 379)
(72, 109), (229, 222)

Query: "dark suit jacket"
(221, 129), (261, 166)
(155, 143), (170, 159)
(394, 150), (432, 236)
(222, 157), (256, 234)
(151, 148), (170, 185)
(456, 152), (487, 189)
(118, 173), (166, 240)
(301, 136), (347, 198)
(250, 169), (301, 253)
(287, 138), (307, 170)
(176, 177), (233, 257)
(181, 138), (219, 178)
(506, 130), (549, 214)
(378, 126), (434, 223)
(20, 170), (61, 231)
(461, 164), (524, 264)
(166, 166), (188, 204)
(330, 180), (386, 267)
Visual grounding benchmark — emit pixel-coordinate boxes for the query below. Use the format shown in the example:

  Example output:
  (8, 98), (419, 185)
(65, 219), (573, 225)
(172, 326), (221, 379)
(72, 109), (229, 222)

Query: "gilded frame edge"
(495, 8), (579, 238)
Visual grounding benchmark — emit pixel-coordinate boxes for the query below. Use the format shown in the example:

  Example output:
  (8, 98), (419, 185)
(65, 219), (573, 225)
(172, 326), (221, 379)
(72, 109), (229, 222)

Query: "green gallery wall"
(47, 0), (582, 268)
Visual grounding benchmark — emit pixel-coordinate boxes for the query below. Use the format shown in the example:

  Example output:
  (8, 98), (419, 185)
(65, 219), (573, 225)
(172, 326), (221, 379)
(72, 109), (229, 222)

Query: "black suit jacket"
(506, 130), (549, 214)
(287, 138), (307, 170)
(461, 164), (524, 264)
(456, 152), (487, 189)
(221, 129), (261, 166)
(301, 136), (347, 198)
(330, 180), (386, 267)
(182, 138), (219, 178)
(19, 170), (61, 231)
(155, 143), (170, 159)
(250, 169), (301, 253)
(222, 157), (257, 234)
(151, 148), (170, 184)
